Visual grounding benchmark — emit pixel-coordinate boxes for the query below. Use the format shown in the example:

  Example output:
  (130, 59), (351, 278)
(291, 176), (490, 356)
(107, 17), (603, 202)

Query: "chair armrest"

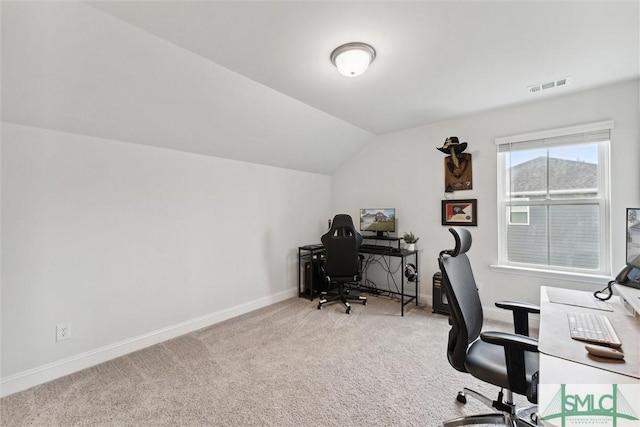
(480, 331), (538, 353)
(495, 300), (540, 314)
(495, 300), (540, 337)
(481, 331), (539, 400)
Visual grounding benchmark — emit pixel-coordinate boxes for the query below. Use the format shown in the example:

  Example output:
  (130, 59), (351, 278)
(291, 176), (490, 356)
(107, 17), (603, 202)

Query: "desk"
(539, 286), (639, 380)
(358, 245), (419, 316)
(297, 244), (419, 316)
(538, 287), (640, 426)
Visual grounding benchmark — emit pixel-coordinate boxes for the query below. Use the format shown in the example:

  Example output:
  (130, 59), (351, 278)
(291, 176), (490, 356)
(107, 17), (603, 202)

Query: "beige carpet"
(1, 295), (530, 426)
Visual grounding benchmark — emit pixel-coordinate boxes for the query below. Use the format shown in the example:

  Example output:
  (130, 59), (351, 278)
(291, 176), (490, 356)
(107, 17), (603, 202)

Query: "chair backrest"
(321, 214), (363, 279)
(438, 227), (483, 373)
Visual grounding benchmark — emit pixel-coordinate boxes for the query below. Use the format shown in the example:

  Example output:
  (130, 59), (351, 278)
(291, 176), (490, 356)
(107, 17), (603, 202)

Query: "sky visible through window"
(509, 143), (598, 167)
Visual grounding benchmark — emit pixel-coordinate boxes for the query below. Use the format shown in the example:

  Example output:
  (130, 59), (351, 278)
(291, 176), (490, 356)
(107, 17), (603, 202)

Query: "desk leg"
(401, 257), (405, 316)
(309, 257), (314, 299)
(297, 248), (302, 298)
(415, 252), (419, 307)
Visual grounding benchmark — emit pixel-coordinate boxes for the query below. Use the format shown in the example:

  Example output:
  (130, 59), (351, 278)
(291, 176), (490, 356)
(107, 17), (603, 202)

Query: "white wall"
(1, 123), (331, 394)
(331, 79), (640, 317)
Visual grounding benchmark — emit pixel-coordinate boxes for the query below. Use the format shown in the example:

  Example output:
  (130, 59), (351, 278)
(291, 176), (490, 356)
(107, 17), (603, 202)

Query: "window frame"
(494, 121), (612, 278)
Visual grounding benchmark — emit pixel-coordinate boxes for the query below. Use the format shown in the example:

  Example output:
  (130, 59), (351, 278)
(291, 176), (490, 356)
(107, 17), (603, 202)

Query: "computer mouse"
(585, 343), (625, 360)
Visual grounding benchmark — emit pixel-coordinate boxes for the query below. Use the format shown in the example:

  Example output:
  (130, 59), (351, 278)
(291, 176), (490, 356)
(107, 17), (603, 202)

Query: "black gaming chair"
(318, 214), (367, 314)
(438, 227), (540, 426)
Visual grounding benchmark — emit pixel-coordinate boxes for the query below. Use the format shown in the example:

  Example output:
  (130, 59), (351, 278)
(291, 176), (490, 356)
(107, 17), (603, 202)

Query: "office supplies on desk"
(539, 286), (639, 379)
(546, 286), (613, 311)
(359, 243), (386, 251)
(567, 312), (622, 347)
(584, 343), (625, 360)
(615, 265), (640, 288)
(359, 244), (398, 254)
(621, 207), (640, 289)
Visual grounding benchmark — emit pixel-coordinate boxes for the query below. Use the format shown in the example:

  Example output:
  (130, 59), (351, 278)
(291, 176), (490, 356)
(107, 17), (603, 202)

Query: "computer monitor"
(626, 207), (640, 269)
(359, 208), (396, 237)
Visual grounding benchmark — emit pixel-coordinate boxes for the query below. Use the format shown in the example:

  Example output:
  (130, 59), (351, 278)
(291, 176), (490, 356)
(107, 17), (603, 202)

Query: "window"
(508, 203), (530, 225)
(496, 121), (612, 276)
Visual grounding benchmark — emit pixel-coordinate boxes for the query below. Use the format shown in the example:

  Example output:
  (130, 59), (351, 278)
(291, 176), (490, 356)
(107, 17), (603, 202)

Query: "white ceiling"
(3, 1), (639, 174)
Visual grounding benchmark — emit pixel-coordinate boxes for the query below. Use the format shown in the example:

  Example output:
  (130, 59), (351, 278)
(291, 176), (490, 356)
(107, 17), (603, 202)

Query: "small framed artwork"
(442, 199), (477, 226)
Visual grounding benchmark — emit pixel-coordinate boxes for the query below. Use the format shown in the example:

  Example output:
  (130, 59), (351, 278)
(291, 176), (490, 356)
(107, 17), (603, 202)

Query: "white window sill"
(489, 264), (611, 286)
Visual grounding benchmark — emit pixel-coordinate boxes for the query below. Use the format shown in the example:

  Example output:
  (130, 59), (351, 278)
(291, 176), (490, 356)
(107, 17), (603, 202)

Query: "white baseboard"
(419, 292), (431, 307)
(0, 288), (297, 397)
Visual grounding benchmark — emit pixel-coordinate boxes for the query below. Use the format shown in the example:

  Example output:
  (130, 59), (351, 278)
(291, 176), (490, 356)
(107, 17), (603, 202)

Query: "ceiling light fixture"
(330, 42), (376, 77)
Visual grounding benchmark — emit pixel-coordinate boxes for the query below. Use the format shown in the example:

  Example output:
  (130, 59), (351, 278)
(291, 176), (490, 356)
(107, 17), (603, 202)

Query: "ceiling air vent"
(527, 77), (571, 94)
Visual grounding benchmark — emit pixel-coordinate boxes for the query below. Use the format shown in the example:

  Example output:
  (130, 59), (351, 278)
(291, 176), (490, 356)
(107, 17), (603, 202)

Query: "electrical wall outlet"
(56, 323), (71, 341)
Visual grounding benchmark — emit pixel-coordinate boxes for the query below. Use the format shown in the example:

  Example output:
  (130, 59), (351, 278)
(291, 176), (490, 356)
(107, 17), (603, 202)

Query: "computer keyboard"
(360, 244), (397, 254)
(567, 312), (622, 347)
(359, 244), (380, 250)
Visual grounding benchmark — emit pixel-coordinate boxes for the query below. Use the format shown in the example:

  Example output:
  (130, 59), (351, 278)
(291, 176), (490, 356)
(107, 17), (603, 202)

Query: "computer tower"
(304, 257), (327, 298)
(432, 271), (450, 315)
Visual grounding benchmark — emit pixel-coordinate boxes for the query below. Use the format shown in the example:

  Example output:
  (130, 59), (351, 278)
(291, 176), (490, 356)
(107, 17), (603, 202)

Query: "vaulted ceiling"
(3, 1), (638, 174)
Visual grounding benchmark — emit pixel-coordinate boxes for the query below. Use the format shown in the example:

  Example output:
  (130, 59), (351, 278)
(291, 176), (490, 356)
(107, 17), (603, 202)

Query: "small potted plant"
(402, 231), (419, 251)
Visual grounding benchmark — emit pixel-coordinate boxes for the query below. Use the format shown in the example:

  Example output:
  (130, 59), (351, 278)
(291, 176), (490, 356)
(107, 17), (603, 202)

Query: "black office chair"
(438, 227), (540, 427)
(318, 214), (367, 314)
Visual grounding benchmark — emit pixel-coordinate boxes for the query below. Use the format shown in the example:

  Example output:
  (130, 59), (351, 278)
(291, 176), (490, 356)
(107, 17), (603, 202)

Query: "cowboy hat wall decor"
(436, 136), (473, 192)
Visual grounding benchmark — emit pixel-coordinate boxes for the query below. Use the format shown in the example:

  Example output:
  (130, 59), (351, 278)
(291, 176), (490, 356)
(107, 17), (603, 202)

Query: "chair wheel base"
(316, 286), (366, 314)
(456, 392), (467, 404)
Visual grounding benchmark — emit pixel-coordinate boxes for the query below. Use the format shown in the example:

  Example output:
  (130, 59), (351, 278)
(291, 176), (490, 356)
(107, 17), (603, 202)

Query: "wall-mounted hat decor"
(436, 136), (472, 193)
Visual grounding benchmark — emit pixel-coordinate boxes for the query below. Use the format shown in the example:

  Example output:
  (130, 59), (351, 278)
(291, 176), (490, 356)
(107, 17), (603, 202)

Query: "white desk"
(538, 287), (640, 426)
(614, 283), (640, 316)
(539, 286), (639, 380)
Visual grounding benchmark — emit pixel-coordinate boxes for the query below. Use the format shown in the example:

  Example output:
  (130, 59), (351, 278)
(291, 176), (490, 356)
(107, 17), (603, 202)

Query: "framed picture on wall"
(441, 199), (477, 226)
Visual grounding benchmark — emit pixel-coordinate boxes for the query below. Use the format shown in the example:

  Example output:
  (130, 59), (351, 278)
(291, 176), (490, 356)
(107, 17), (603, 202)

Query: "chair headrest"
(446, 227), (472, 257)
(331, 214), (355, 229)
